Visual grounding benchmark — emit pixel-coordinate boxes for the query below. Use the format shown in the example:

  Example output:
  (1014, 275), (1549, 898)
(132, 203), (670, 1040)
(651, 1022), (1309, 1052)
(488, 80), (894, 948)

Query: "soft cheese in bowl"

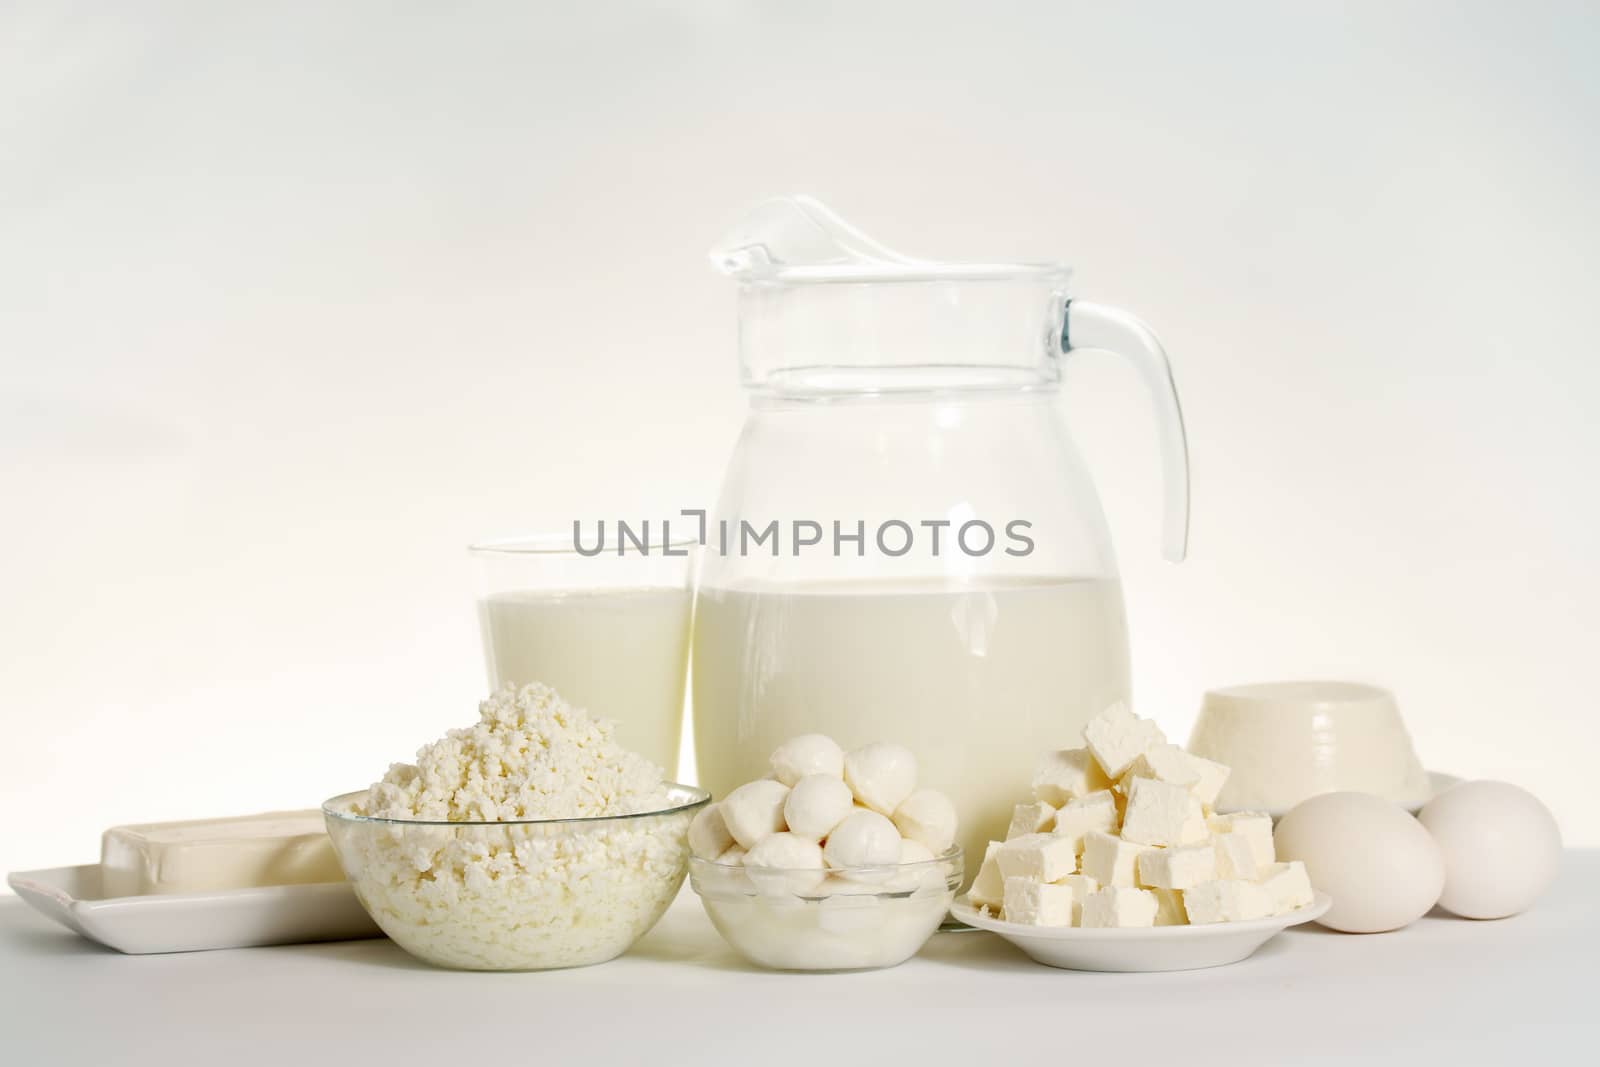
(323, 682), (708, 971)
(688, 735), (962, 971)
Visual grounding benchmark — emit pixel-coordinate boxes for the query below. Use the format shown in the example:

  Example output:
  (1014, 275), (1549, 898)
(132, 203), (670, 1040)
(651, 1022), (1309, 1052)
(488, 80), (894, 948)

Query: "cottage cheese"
(333, 683), (693, 970)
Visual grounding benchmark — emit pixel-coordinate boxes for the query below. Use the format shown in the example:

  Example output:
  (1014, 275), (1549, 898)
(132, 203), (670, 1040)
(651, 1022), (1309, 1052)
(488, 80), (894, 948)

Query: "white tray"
(950, 892), (1333, 972)
(7, 864), (381, 955)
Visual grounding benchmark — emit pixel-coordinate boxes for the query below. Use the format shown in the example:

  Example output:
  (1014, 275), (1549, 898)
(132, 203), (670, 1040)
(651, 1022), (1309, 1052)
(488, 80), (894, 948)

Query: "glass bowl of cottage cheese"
(323, 682), (709, 971)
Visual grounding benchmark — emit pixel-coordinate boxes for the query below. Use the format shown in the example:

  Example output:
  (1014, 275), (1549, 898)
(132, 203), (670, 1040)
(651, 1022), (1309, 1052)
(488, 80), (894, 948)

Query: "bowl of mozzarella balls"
(687, 735), (962, 971)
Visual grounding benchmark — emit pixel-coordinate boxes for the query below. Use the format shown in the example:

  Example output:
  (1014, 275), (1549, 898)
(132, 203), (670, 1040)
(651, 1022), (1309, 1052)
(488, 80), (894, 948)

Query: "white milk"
(692, 577), (1129, 884)
(479, 588), (691, 774)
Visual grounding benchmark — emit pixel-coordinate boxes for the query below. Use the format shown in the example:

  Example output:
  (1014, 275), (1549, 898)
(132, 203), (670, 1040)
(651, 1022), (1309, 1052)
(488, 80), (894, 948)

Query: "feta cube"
(1188, 754), (1230, 811)
(996, 832), (1078, 883)
(1212, 830), (1260, 880)
(1082, 886), (1159, 928)
(1118, 743), (1203, 792)
(1184, 879), (1276, 924)
(1053, 873), (1099, 926)
(1051, 790), (1119, 853)
(1208, 811), (1275, 867)
(1259, 861), (1315, 914)
(1031, 748), (1111, 806)
(1002, 877), (1076, 926)
(1121, 778), (1209, 847)
(1149, 887), (1188, 926)
(1083, 702), (1166, 779)
(1137, 843), (1217, 890)
(967, 841), (1006, 912)
(1080, 830), (1152, 887)
(1007, 800), (1057, 840)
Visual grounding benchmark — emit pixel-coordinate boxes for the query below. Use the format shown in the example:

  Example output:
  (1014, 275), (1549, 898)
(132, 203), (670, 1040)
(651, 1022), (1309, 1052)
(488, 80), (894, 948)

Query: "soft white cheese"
(1052, 790), (1120, 854)
(361, 683), (667, 821)
(1259, 861), (1315, 914)
(1031, 748), (1111, 806)
(1083, 703), (1166, 779)
(1007, 801), (1057, 840)
(783, 774), (855, 842)
(1208, 811), (1276, 868)
(1212, 830), (1261, 880)
(1149, 887), (1188, 926)
(1002, 876), (1076, 926)
(1118, 744), (1203, 792)
(1080, 830), (1152, 888)
(892, 789), (958, 855)
(688, 804), (735, 860)
(1184, 879), (1276, 924)
(1082, 886), (1159, 928)
(1137, 843), (1217, 890)
(1121, 777), (1209, 847)
(968, 840), (1006, 912)
(342, 683), (689, 970)
(996, 832), (1078, 883)
(100, 811), (344, 897)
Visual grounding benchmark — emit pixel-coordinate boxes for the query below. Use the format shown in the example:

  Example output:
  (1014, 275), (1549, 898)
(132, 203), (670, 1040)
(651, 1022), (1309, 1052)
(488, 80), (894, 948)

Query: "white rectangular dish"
(7, 864), (381, 954)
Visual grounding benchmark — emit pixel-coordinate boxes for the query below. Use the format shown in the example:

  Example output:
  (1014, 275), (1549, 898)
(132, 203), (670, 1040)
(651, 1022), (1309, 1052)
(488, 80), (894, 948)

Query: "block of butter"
(100, 811), (345, 897)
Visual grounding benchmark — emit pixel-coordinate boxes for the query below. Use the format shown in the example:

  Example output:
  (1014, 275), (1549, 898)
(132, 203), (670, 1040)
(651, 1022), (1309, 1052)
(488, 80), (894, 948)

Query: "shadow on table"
(2, 914), (119, 959)
(281, 936), (441, 972)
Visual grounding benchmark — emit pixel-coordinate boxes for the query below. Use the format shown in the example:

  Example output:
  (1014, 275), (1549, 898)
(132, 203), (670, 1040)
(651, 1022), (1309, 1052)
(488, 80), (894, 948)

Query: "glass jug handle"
(1063, 301), (1191, 562)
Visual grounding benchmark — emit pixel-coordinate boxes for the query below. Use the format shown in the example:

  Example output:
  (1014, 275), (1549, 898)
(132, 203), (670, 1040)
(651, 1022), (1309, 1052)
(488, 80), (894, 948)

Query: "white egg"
(1274, 791), (1443, 933)
(1417, 780), (1562, 919)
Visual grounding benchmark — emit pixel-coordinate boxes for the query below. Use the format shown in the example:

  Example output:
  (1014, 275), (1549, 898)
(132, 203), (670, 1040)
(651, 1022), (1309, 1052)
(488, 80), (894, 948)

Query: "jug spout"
(710, 195), (919, 281)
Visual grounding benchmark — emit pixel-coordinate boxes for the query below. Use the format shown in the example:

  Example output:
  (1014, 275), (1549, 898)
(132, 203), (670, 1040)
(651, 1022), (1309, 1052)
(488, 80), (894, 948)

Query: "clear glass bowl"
(323, 784), (709, 971)
(689, 847), (962, 971)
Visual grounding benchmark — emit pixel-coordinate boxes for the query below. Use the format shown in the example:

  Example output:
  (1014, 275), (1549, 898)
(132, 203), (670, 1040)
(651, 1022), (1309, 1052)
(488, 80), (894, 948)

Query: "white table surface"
(3, 853), (1595, 1066)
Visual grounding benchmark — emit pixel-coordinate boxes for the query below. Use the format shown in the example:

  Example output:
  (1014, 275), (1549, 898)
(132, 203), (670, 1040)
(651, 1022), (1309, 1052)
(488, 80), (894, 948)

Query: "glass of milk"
(472, 534), (694, 777)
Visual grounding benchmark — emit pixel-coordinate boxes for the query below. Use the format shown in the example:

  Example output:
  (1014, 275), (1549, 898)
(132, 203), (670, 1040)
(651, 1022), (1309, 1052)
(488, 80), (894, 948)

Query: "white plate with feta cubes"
(950, 892), (1332, 973)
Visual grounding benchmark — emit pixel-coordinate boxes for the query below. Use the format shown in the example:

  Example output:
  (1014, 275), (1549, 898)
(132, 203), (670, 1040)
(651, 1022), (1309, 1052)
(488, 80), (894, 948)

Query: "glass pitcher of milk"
(691, 197), (1190, 878)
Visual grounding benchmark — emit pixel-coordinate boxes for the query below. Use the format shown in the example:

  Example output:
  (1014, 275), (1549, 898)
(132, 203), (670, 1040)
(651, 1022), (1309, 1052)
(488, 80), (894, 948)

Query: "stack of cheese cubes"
(968, 704), (1314, 928)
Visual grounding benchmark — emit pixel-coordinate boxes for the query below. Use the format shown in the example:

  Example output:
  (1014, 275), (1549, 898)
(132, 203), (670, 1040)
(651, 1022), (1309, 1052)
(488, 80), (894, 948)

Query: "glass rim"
(688, 844), (963, 876)
(468, 532), (702, 557)
(735, 262), (1071, 287)
(321, 784), (710, 827)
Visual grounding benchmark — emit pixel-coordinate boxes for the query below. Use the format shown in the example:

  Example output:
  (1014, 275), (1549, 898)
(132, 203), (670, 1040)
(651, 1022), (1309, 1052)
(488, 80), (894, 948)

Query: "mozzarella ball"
(770, 734), (845, 787)
(887, 838), (944, 893)
(1418, 780), (1562, 920)
(892, 789), (958, 855)
(688, 803), (735, 860)
(715, 844), (746, 865)
(844, 743), (918, 815)
(823, 810), (902, 870)
(1275, 791), (1443, 933)
(784, 774), (855, 841)
(720, 778), (791, 849)
(743, 832), (827, 895)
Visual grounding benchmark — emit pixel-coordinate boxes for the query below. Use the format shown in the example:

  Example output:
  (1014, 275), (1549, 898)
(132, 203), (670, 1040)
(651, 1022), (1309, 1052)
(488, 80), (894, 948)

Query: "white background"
(2, 0), (1597, 881)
